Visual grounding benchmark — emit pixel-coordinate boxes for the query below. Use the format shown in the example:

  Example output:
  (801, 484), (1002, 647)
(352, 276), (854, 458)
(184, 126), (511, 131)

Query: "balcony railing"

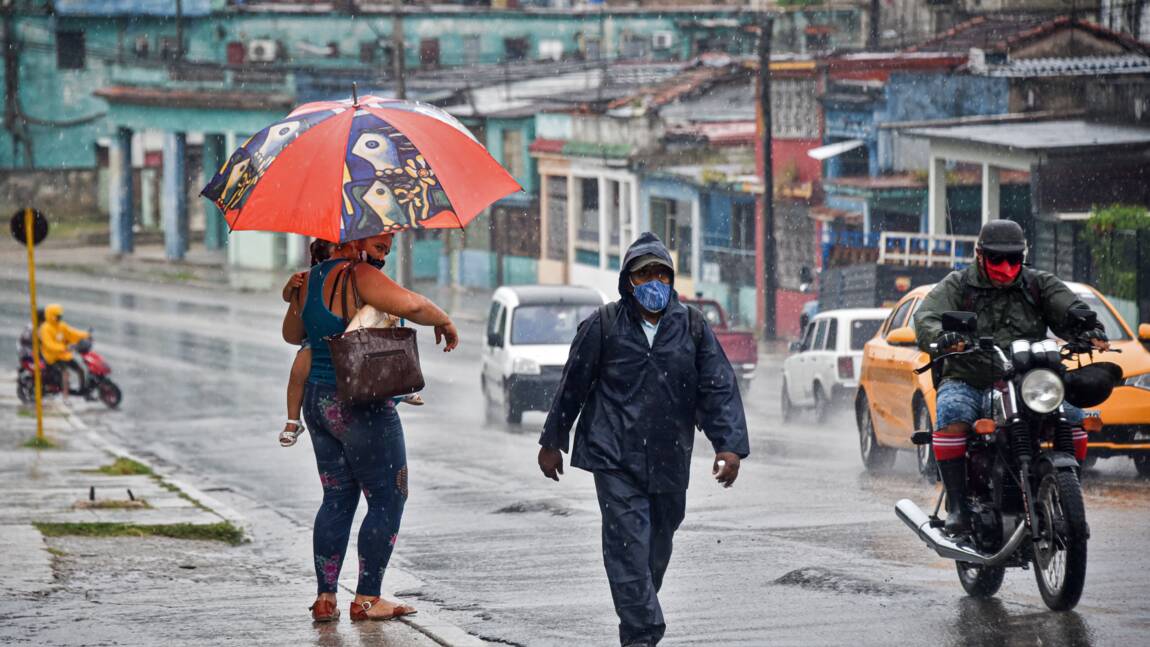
(877, 232), (978, 268)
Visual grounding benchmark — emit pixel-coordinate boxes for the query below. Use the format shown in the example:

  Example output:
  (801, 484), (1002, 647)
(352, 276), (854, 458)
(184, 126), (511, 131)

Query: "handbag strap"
(339, 260), (364, 325)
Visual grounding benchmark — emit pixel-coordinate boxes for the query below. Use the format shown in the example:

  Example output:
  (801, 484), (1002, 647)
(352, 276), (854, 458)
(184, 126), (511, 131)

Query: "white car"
(781, 307), (889, 422)
(482, 285), (607, 424)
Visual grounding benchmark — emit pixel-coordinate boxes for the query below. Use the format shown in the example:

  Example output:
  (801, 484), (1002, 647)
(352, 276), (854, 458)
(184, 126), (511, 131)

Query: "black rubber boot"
(937, 458), (971, 535)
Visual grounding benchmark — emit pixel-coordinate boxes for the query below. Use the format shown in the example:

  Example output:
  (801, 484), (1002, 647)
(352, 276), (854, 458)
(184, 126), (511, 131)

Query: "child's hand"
(282, 272), (306, 302)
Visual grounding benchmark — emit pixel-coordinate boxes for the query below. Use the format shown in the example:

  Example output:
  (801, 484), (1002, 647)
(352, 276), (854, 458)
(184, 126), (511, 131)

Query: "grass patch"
(45, 546), (67, 558)
(23, 436), (58, 449)
(155, 478), (210, 511)
(97, 457), (153, 476)
(35, 521), (245, 545)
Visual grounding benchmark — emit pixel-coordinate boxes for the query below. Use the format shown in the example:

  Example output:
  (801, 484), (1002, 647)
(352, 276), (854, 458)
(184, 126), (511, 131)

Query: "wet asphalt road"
(2, 269), (1148, 646)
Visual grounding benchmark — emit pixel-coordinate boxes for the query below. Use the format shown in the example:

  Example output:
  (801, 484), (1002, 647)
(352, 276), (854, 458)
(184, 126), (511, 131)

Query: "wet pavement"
(2, 266), (1149, 646)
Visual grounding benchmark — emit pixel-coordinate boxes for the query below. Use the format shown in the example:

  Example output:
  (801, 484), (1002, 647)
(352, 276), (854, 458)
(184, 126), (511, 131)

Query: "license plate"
(1134, 431), (1150, 442)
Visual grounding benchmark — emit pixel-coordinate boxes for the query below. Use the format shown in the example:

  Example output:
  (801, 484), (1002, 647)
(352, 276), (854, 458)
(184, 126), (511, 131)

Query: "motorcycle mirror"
(941, 311), (977, 334)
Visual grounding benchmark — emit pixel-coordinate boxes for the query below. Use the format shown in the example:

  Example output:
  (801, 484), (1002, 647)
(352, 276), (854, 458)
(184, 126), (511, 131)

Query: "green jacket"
(913, 265), (1089, 389)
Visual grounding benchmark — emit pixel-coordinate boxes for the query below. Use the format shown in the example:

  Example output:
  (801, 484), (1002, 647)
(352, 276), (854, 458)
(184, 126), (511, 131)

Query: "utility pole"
(868, 0), (880, 50)
(758, 15), (778, 341)
(392, 0), (414, 287)
(175, 0), (184, 60)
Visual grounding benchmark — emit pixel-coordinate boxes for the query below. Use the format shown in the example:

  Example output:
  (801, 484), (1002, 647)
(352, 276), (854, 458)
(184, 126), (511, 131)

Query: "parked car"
(482, 285), (606, 424)
(781, 308), (889, 423)
(680, 296), (757, 392)
(855, 282), (1150, 477)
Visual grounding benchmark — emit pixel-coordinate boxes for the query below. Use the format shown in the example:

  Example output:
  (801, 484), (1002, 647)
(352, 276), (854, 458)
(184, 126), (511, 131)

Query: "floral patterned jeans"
(303, 382), (408, 596)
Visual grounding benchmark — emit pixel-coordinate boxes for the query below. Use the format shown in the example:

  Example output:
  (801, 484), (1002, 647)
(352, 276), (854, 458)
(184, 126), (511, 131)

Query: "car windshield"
(850, 318), (885, 350)
(695, 302), (724, 327)
(1069, 293), (1130, 341)
(511, 304), (597, 346)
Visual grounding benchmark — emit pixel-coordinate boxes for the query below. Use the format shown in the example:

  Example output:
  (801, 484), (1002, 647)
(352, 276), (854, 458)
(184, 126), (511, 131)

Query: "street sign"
(10, 208), (48, 246)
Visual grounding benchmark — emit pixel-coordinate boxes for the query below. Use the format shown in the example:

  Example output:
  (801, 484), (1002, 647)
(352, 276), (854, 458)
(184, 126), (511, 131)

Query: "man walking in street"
(537, 232), (750, 647)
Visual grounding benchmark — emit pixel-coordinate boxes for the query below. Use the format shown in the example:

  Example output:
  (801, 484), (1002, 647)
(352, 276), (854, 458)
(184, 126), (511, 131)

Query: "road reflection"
(948, 598), (1093, 647)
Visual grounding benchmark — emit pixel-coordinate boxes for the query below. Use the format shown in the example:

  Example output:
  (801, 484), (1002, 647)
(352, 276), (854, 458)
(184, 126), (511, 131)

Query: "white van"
(781, 308), (889, 422)
(482, 285), (607, 424)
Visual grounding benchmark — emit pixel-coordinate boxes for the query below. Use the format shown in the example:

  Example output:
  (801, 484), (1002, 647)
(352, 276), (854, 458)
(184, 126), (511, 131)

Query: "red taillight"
(837, 356), (854, 379)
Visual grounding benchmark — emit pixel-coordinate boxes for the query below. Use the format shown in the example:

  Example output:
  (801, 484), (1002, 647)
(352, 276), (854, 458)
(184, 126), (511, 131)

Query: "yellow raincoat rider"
(38, 304), (89, 394)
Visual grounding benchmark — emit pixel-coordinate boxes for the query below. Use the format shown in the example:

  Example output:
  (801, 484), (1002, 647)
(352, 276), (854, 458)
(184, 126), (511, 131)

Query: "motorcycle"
(17, 334), (122, 409)
(896, 309), (1121, 611)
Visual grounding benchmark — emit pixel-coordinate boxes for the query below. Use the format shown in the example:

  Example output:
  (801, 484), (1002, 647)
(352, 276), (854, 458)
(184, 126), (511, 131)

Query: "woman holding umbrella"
(202, 91), (520, 622)
(281, 232), (457, 621)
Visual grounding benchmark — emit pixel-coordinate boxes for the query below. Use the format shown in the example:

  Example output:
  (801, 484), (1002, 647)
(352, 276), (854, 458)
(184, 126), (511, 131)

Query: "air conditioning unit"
(247, 39), (278, 63)
(652, 31), (673, 49)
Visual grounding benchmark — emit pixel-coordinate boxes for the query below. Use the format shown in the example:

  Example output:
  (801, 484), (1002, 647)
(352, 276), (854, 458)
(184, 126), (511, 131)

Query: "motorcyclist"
(913, 220), (1108, 534)
(38, 304), (90, 398)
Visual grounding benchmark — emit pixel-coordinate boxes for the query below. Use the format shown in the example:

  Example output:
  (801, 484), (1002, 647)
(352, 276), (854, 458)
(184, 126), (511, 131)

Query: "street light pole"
(758, 16), (778, 340)
(392, 0), (414, 287)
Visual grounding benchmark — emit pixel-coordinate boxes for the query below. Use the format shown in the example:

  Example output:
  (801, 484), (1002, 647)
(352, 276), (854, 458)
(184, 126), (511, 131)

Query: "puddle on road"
(773, 565), (918, 597)
(492, 501), (571, 517)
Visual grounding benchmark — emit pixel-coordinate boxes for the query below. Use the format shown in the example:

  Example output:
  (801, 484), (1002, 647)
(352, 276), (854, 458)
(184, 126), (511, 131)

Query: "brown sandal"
(309, 598), (340, 622)
(349, 597), (417, 622)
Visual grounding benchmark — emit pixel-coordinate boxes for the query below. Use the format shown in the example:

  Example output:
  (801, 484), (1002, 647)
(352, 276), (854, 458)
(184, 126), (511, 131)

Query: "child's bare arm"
(286, 347), (311, 420)
(282, 272), (306, 303)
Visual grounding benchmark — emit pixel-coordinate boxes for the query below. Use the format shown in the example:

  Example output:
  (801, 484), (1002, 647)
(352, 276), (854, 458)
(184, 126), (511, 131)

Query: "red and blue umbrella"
(201, 94), (521, 243)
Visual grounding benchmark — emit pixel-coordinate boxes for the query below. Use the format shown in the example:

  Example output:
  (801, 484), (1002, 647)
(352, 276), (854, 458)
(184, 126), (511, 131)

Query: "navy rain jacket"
(539, 232), (750, 493)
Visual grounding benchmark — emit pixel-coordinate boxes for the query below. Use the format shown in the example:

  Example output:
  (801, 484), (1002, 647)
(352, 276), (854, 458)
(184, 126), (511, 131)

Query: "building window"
(546, 176), (568, 261)
(650, 197), (692, 276)
(501, 129), (524, 181)
(732, 201), (755, 251)
(56, 31), (85, 70)
(134, 35), (151, 59)
(504, 37), (529, 62)
(578, 178), (599, 243)
(419, 39), (440, 69)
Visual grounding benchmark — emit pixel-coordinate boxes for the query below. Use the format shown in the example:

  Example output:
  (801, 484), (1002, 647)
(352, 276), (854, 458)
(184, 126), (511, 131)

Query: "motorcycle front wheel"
(97, 380), (122, 409)
(956, 561), (1005, 598)
(1033, 468), (1088, 611)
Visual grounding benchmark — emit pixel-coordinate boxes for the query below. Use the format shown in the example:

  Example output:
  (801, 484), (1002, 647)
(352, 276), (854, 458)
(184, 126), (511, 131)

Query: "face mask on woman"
(632, 278), (671, 313)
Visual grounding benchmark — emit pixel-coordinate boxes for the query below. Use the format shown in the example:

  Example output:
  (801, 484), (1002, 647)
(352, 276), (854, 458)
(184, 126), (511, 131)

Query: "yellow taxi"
(854, 282), (1150, 477)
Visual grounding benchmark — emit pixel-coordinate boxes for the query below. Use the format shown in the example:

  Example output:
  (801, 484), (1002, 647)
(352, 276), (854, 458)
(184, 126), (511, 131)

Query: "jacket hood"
(44, 304), (63, 324)
(618, 232), (677, 303)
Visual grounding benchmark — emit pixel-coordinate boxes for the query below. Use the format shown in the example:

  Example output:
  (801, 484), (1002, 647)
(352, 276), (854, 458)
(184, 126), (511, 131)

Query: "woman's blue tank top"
(302, 259), (350, 386)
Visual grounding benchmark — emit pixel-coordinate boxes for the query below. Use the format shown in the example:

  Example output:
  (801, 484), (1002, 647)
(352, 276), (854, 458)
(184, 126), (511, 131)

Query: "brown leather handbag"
(325, 262), (425, 403)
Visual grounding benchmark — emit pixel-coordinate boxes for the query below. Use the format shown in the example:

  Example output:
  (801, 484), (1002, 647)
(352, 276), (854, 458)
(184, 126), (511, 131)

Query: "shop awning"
(807, 139), (865, 161)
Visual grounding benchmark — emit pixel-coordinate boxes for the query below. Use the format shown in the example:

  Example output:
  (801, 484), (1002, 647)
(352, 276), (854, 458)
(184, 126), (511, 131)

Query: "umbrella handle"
(352, 82), (359, 107)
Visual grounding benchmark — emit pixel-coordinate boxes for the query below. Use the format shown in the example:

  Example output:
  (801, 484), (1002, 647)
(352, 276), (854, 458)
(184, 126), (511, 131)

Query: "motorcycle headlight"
(1125, 373), (1150, 391)
(1020, 368), (1065, 414)
(511, 357), (541, 376)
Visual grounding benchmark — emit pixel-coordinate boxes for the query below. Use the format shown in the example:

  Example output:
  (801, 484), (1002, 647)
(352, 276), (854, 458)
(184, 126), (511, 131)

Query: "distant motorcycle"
(17, 333), (122, 409)
(896, 309), (1121, 611)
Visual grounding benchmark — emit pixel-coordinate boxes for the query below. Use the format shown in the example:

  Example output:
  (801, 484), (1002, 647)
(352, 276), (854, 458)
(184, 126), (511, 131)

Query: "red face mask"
(984, 258), (1021, 285)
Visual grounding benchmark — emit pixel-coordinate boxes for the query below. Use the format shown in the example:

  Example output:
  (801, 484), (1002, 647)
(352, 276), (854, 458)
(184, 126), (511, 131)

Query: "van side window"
(486, 302), (501, 337)
(799, 321), (816, 352)
(812, 319), (828, 351)
(497, 306), (508, 339)
(824, 318), (838, 351)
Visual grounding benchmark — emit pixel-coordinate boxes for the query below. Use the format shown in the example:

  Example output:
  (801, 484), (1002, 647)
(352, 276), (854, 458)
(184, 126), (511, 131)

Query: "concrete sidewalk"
(0, 384), (486, 646)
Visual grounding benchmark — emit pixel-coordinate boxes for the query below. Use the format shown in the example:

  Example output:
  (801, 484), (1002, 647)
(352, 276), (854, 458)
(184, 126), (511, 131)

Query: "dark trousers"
(594, 470), (687, 646)
(303, 382), (408, 596)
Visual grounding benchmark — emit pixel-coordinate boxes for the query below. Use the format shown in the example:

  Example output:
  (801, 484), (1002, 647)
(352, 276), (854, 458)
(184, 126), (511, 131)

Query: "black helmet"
(1064, 362), (1123, 408)
(977, 220), (1026, 254)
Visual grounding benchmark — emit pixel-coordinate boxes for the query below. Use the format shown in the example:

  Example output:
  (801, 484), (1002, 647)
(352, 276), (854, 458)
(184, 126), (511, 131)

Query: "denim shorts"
(935, 379), (1083, 429)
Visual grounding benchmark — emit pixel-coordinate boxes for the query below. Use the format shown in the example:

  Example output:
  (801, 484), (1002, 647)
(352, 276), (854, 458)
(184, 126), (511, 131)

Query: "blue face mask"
(633, 279), (671, 313)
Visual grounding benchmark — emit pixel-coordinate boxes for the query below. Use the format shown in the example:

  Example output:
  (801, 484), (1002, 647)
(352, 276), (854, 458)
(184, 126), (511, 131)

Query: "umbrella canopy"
(201, 95), (522, 243)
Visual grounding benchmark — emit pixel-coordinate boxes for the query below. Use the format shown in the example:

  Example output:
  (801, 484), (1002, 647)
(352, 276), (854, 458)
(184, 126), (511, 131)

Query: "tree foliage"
(1083, 205), (1150, 300)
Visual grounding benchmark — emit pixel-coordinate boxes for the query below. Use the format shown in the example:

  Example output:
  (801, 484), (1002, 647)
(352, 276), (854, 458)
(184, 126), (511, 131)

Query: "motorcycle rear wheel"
(17, 375), (34, 404)
(1033, 469), (1088, 611)
(956, 561), (1005, 598)
(98, 380), (122, 409)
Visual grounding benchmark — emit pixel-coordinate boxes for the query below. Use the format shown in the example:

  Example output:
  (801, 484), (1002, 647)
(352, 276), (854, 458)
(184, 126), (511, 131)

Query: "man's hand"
(1084, 328), (1110, 351)
(713, 452), (740, 488)
(538, 447), (564, 481)
(936, 331), (967, 354)
(434, 321), (459, 352)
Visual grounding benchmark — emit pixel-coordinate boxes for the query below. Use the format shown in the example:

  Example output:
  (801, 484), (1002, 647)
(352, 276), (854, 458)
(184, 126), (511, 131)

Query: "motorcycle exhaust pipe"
(895, 499), (1027, 566)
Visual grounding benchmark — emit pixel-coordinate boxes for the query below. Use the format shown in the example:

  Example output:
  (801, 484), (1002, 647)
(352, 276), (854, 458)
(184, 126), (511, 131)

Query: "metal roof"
(903, 120), (1150, 152)
(976, 55), (1150, 78)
